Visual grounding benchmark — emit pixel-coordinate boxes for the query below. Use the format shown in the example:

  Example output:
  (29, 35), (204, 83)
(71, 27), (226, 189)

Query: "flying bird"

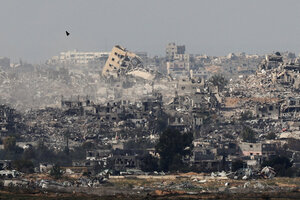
(66, 31), (70, 36)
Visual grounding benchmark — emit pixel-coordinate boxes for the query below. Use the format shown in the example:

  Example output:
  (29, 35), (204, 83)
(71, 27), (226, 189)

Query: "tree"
(3, 136), (17, 152)
(231, 159), (245, 171)
(124, 138), (153, 150)
(241, 126), (256, 143)
(287, 138), (300, 151)
(12, 159), (34, 173)
(63, 146), (70, 155)
(266, 132), (276, 140)
(240, 111), (254, 121)
(82, 141), (95, 150)
(140, 154), (159, 172)
(56, 150), (72, 166)
(34, 141), (56, 163)
(155, 128), (193, 172)
(0, 136), (23, 160)
(22, 147), (36, 160)
(157, 117), (168, 132)
(68, 146), (86, 161)
(50, 164), (63, 179)
(63, 130), (70, 155)
(262, 156), (293, 177)
(209, 74), (228, 92)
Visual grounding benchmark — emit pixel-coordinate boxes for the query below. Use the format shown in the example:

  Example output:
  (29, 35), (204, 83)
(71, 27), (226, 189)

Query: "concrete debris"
(1, 44), (300, 196)
(261, 166), (276, 179)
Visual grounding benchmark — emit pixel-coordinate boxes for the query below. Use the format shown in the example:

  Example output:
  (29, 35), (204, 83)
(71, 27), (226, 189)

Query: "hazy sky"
(1, 0), (300, 63)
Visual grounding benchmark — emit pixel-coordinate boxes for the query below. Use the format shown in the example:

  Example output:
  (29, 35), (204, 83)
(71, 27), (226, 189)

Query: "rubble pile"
(1, 44), (300, 197)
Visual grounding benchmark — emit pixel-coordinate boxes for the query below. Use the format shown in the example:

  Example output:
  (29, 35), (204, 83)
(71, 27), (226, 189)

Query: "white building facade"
(47, 50), (110, 65)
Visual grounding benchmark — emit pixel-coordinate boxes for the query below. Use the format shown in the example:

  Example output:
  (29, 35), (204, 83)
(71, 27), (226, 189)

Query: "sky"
(0, 0), (300, 63)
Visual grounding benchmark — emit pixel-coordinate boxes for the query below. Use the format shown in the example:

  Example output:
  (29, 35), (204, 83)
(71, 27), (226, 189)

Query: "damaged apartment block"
(102, 45), (143, 78)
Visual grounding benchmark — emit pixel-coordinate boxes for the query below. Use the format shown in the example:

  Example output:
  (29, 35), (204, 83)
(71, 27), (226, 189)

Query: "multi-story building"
(166, 43), (185, 61)
(258, 53), (283, 71)
(102, 45), (143, 78)
(166, 43), (191, 78)
(239, 142), (278, 158)
(47, 50), (109, 66)
(167, 61), (190, 78)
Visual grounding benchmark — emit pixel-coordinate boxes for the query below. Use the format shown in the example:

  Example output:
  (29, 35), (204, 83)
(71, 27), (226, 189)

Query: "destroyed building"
(1, 42), (300, 188)
(166, 42), (186, 61)
(166, 43), (191, 78)
(0, 105), (26, 137)
(102, 45), (143, 78)
(258, 53), (283, 71)
(271, 62), (300, 89)
(280, 96), (300, 119)
(254, 102), (280, 120)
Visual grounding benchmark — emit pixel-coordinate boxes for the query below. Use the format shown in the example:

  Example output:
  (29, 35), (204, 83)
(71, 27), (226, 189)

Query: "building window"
(250, 145), (253, 148)
(269, 106), (273, 111)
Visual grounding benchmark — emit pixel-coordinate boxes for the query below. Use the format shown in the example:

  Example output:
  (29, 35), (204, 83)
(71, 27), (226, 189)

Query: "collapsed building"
(0, 105), (25, 137)
(254, 102), (280, 120)
(258, 53), (283, 71)
(101, 45), (165, 84)
(280, 96), (300, 119)
(2, 44), (300, 177)
(271, 62), (300, 89)
(102, 45), (144, 78)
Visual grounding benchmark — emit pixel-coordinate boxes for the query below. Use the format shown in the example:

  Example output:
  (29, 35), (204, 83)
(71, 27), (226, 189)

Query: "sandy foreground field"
(1, 175), (300, 199)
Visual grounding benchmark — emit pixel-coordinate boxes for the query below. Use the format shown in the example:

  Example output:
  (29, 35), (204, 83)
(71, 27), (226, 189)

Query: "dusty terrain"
(1, 176), (300, 199)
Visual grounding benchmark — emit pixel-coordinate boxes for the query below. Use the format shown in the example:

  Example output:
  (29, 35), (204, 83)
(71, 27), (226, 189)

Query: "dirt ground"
(1, 176), (300, 199)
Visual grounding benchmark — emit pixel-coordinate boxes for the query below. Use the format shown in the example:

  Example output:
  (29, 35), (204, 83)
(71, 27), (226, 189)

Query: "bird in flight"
(66, 31), (70, 36)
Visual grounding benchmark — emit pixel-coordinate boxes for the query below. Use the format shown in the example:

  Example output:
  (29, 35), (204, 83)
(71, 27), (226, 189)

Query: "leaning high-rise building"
(102, 45), (143, 78)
